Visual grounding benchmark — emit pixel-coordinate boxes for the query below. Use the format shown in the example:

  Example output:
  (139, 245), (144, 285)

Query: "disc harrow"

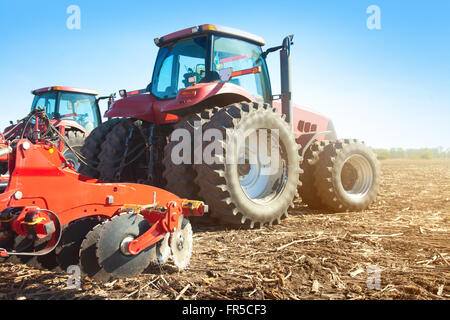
(0, 112), (207, 280)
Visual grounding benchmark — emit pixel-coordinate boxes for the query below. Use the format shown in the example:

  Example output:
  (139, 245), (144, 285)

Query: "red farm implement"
(0, 111), (207, 280)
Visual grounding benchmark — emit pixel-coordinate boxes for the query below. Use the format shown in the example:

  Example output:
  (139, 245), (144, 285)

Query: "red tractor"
(80, 24), (381, 228)
(1, 86), (112, 177)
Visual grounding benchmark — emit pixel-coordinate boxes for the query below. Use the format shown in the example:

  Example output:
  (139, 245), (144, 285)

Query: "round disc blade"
(170, 216), (193, 270)
(56, 218), (100, 271)
(155, 233), (170, 265)
(79, 222), (111, 282)
(96, 213), (156, 279)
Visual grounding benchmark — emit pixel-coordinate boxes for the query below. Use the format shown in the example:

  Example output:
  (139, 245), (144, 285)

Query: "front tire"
(314, 139), (381, 211)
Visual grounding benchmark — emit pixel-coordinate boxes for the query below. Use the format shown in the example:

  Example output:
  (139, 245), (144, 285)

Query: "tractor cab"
(30, 86), (102, 133)
(151, 24), (273, 103)
(1, 86), (104, 176)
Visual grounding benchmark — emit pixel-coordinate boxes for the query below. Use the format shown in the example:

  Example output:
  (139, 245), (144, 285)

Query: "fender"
(272, 100), (337, 150)
(105, 93), (179, 124)
(161, 82), (255, 116)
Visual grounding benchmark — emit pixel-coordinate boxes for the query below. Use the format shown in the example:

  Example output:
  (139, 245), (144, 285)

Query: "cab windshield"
(152, 37), (207, 99)
(151, 35), (271, 102)
(31, 92), (57, 115)
(31, 92), (100, 133)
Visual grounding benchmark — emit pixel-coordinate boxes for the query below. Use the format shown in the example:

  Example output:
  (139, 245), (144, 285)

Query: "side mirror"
(119, 89), (127, 98)
(219, 67), (233, 82)
(282, 35), (294, 57)
(108, 93), (116, 109)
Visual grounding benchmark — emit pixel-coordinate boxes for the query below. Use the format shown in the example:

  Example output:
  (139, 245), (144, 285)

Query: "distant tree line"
(373, 147), (450, 160)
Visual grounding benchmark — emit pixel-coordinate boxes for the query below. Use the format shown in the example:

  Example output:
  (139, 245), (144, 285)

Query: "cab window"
(59, 93), (99, 133)
(152, 37), (207, 99)
(31, 92), (57, 118)
(213, 36), (270, 102)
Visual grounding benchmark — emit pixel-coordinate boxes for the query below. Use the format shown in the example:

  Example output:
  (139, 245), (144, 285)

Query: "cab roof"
(32, 86), (98, 96)
(155, 24), (265, 47)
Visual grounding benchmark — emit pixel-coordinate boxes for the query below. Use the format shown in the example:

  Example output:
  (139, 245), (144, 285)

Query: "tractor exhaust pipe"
(280, 35), (294, 129)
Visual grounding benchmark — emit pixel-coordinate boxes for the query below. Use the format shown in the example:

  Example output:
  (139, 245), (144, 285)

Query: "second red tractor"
(1, 86), (115, 175)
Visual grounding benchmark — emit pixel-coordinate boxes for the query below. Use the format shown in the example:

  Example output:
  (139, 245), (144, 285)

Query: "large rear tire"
(96, 119), (149, 183)
(79, 119), (123, 179)
(314, 139), (381, 211)
(298, 140), (330, 209)
(194, 102), (302, 228)
(162, 108), (219, 199)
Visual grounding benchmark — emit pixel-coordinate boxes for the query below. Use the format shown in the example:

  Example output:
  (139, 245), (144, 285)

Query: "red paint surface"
(162, 82), (254, 114)
(32, 86), (98, 96)
(0, 139), (205, 256)
(105, 94), (179, 124)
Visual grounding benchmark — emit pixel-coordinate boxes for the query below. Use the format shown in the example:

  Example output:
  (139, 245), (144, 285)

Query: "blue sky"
(0, 0), (449, 148)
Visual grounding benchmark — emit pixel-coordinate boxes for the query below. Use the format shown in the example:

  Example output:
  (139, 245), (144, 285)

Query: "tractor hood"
(105, 82), (254, 123)
(161, 82), (255, 115)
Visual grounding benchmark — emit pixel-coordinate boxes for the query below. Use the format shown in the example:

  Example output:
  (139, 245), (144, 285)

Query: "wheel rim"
(341, 154), (373, 199)
(170, 217), (193, 269)
(120, 236), (134, 256)
(237, 130), (287, 204)
(63, 150), (80, 171)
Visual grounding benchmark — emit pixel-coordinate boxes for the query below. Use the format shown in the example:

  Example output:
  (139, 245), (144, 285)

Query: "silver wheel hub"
(63, 151), (80, 171)
(237, 131), (287, 204)
(341, 154), (374, 199)
(176, 234), (184, 251)
(120, 236), (134, 255)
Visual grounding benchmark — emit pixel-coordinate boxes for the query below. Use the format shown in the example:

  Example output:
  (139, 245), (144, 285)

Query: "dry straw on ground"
(1, 159), (449, 300)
